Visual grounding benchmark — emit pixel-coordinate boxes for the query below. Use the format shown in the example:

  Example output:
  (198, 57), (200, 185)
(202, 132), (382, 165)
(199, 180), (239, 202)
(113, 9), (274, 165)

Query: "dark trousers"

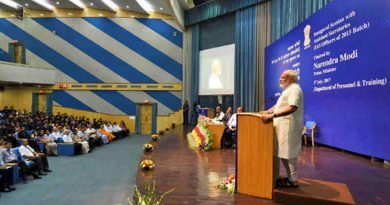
(0, 168), (12, 189)
(112, 132), (122, 139)
(91, 137), (103, 147)
(183, 111), (188, 125)
(191, 114), (199, 126)
(123, 129), (129, 136)
(74, 143), (82, 155)
(221, 128), (236, 149)
(88, 138), (95, 149)
(32, 155), (49, 171)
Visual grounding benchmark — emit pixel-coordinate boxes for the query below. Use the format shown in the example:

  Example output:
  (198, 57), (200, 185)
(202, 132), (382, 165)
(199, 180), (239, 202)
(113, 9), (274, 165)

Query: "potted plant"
(129, 180), (174, 205)
(143, 143), (154, 153)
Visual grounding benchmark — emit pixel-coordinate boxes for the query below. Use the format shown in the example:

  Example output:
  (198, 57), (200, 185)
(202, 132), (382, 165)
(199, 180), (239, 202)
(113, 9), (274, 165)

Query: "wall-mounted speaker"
(16, 7), (23, 20)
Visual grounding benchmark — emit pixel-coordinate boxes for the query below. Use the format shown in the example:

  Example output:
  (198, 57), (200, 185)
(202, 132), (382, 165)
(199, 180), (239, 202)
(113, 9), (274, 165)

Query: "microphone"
(266, 92), (281, 102)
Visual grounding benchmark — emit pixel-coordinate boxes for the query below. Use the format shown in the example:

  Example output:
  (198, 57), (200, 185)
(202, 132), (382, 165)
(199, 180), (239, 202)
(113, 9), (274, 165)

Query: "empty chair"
(302, 121), (317, 147)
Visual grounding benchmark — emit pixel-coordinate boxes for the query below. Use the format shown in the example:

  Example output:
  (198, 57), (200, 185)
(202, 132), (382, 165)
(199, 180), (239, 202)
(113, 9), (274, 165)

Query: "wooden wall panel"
(156, 110), (183, 132)
(0, 87), (51, 112)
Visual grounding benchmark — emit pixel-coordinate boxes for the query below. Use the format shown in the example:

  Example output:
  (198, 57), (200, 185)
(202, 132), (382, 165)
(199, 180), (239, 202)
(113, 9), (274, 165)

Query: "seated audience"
(49, 127), (63, 143)
(74, 129), (90, 154)
(222, 107), (233, 125)
(1, 141), (41, 180)
(0, 157), (16, 192)
(39, 130), (58, 156)
(86, 124), (102, 147)
(213, 106), (225, 122)
(120, 121), (130, 136)
(221, 107), (243, 149)
(19, 139), (51, 175)
(99, 125), (115, 142)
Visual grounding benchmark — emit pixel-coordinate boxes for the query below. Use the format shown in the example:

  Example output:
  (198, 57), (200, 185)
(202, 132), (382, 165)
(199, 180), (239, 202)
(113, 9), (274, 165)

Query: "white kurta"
(274, 83), (304, 159)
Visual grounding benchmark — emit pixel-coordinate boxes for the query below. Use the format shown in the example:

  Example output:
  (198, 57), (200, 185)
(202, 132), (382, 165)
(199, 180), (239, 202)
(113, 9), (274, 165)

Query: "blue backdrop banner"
(265, 0), (390, 160)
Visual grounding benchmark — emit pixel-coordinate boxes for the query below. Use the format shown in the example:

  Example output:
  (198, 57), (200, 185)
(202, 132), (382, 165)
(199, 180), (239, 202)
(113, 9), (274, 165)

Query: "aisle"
(1, 135), (149, 205)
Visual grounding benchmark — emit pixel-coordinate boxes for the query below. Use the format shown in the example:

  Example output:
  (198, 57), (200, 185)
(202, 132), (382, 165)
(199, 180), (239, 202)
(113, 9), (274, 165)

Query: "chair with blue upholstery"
(302, 121), (317, 147)
(37, 143), (46, 152)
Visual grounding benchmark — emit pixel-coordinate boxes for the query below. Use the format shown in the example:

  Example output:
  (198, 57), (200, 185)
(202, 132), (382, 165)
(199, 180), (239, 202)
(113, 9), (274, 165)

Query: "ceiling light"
(25, 3), (29, 6)
(160, 7), (163, 10)
(56, 1), (59, 4)
(32, 0), (54, 10)
(89, 2), (93, 6)
(125, 5), (129, 9)
(98, 13), (103, 16)
(0, 0), (21, 9)
(135, 0), (153, 13)
(69, 0), (85, 9)
(101, 0), (119, 11)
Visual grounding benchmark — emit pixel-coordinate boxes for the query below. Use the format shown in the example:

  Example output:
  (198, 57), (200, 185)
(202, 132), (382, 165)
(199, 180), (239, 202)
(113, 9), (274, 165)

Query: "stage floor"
(134, 125), (390, 205)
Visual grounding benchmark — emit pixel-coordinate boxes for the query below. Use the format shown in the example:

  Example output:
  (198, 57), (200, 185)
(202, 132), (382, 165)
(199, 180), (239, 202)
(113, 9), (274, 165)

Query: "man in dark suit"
(182, 100), (189, 125)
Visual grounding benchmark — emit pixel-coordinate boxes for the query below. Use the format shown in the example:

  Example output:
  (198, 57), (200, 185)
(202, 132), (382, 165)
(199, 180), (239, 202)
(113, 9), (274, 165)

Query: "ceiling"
(193, 0), (211, 6)
(0, 0), (186, 15)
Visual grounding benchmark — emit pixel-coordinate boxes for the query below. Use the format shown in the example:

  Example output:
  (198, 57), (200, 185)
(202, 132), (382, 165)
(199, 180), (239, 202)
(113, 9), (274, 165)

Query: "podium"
(206, 123), (225, 149)
(198, 108), (215, 118)
(236, 113), (275, 199)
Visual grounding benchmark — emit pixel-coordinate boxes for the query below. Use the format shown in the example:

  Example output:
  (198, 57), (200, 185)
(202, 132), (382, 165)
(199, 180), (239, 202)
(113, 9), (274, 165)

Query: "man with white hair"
(261, 70), (304, 187)
(213, 106), (225, 122)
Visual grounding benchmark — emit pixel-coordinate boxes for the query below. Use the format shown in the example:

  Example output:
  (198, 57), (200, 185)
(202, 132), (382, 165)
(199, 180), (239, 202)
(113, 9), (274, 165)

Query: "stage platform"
(133, 125), (390, 205)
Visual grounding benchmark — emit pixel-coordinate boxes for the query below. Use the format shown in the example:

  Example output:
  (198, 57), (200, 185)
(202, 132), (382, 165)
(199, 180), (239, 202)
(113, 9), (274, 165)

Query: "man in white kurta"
(261, 70), (303, 187)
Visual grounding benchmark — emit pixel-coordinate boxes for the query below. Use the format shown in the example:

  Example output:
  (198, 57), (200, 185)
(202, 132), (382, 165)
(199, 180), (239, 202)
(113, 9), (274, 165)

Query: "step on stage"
(274, 178), (355, 205)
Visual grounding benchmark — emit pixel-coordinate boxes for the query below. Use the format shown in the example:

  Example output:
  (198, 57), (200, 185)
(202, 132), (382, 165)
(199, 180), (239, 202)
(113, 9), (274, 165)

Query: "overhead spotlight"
(25, 3), (29, 6)
(32, 0), (54, 10)
(0, 0), (21, 9)
(160, 7), (163, 10)
(135, 0), (153, 13)
(101, 0), (119, 11)
(126, 5), (129, 9)
(90, 2), (93, 6)
(56, 1), (59, 5)
(69, 0), (85, 9)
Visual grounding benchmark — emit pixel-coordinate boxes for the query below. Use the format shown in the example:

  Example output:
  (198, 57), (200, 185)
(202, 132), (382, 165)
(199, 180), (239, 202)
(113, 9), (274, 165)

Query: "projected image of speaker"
(199, 44), (235, 96)
(208, 59), (223, 89)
